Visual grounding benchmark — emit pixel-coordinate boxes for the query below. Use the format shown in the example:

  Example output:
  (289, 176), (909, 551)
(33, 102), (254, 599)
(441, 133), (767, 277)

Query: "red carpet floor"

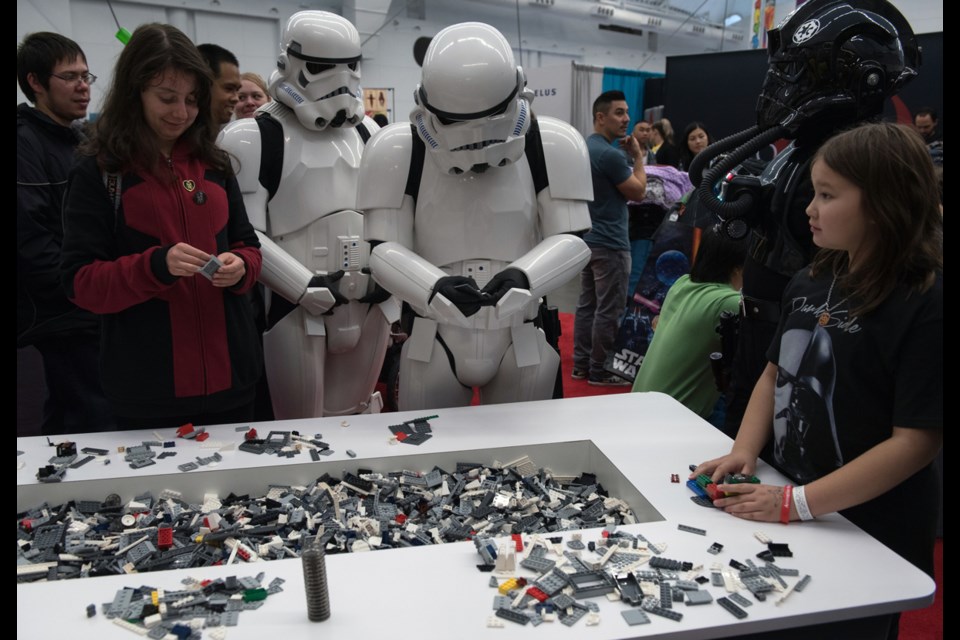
(556, 312), (634, 398)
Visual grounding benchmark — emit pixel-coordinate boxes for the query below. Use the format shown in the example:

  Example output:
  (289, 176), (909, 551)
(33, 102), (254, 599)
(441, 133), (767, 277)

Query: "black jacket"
(17, 103), (98, 346)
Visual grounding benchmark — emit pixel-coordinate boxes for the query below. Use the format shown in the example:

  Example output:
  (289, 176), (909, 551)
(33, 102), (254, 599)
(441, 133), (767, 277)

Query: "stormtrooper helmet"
(269, 11), (365, 130)
(411, 22), (534, 175)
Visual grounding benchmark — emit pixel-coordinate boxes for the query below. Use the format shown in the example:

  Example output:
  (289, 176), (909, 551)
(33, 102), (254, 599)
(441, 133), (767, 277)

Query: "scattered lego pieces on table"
(471, 523), (814, 632)
(388, 415), (437, 445)
(95, 572), (281, 635)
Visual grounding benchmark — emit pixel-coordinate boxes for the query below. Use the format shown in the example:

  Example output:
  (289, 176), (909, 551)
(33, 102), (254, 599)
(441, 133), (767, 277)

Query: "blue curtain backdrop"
(601, 67), (663, 132)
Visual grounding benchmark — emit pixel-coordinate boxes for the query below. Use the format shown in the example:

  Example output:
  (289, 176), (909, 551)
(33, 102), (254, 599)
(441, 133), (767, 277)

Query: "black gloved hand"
(480, 268), (530, 305)
(429, 276), (484, 317)
(359, 281), (392, 305)
(308, 270), (349, 308)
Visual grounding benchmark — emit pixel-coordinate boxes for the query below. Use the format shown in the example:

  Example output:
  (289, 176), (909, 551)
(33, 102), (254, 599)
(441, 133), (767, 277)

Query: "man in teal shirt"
(573, 90), (647, 385)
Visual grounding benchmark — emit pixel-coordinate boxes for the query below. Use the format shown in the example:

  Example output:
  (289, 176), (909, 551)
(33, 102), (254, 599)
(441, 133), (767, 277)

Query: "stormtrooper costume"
(357, 22), (592, 411)
(218, 11), (395, 419)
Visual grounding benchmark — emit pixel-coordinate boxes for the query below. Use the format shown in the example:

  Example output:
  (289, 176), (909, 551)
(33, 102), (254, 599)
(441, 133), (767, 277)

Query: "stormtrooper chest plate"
(268, 123), (365, 237)
(413, 158), (539, 269)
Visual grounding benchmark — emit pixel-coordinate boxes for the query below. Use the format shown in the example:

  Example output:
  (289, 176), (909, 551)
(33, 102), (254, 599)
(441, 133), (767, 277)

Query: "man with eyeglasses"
(18, 32), (113, 434)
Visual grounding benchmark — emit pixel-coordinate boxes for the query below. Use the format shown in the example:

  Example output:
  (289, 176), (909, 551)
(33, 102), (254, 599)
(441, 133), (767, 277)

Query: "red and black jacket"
(61, 144), (263, 419)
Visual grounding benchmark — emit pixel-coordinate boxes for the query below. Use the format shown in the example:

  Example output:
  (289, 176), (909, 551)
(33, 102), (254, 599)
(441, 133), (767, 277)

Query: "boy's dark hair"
(690, 224), (748, 284)
(593, 90), (627, 121)
(915, 106), (938, 121)
(17, 32), (86, 103)
(197, 43), (239, 78)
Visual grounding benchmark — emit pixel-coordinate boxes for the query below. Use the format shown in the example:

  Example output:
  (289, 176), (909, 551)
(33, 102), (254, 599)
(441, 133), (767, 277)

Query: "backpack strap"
(255, 112), (285, 200)
(404, 123), (426, 205)
(356, 122), (371, 144)
(523, 114), (549, 195)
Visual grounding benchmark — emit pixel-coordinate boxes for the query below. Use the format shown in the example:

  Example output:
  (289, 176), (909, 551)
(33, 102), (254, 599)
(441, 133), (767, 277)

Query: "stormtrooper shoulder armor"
(218, 118), (265, 195)
(536, 116), (593, 202)
(357, 123), (415, 211)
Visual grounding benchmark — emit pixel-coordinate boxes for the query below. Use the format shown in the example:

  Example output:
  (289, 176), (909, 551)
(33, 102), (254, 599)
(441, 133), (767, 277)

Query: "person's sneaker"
(588, 373), (631, 387)
(571, 367), (588, 380)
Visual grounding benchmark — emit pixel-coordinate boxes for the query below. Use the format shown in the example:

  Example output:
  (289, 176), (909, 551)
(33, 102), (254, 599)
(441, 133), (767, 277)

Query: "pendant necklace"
(818, 271), (849, 326)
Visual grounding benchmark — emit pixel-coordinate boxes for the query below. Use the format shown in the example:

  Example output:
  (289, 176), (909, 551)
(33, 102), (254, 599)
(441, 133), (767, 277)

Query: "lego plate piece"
(685, 589), (714, 606)
(621, 609), (651, 625)
(717, 596), (749, 619)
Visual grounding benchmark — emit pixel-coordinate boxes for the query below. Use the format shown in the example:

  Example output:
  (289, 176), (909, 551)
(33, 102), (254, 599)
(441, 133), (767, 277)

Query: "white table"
(16, 393), (935, 639)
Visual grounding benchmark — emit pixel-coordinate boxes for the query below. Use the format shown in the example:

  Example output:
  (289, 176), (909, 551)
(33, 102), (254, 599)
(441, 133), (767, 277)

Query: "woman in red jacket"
(62, 23), (262, 429)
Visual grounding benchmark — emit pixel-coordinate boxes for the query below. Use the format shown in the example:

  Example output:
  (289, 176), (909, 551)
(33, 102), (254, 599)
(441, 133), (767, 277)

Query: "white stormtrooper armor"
(357, 22), (592, 411)
(218, 11), (396, 418)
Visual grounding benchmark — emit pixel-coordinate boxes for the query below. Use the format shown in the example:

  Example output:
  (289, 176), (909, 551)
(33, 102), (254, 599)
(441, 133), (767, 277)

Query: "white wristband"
(793, 485), (814, 521)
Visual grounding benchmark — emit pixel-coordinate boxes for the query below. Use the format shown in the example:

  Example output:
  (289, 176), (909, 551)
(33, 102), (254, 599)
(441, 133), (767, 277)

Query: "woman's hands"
(166, 242), (210, 278)
(165, 243), (245, 288)
(212, 252), (245, 288)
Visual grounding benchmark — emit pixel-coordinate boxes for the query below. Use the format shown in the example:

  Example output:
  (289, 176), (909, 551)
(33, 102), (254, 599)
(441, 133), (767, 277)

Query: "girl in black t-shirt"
(692, 123), (942, 577)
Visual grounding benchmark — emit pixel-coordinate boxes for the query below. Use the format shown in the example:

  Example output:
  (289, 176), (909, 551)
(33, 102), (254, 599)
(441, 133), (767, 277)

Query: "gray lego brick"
(621, 609), (651, 626)
(727, 592), (753, 608)
(495, 607), (529, 626)
(717, 597), (748, 619)
(659, 582), (672, 609)
(520, 555), (556, 573)
(685, 589), (714, 606)
(559, 606), (588, 627)
(550, 593), (575, 609)
(677, 523), (706, 535)
(647, 606), (683, 621)
(69, 455), (95, 469)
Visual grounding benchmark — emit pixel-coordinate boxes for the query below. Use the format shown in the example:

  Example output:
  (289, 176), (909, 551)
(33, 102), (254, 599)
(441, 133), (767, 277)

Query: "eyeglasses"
(50, 71), (97, 85)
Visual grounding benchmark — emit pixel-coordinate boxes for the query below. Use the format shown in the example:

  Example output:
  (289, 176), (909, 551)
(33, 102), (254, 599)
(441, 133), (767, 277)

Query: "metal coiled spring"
(302, 540), (331, 621)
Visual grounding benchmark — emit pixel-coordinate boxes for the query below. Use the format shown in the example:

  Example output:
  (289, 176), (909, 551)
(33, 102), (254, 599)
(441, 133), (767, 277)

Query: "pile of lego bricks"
(17, 458), (637, 582)
(475, 528), (811, 630)
(95, 572), (283, 638)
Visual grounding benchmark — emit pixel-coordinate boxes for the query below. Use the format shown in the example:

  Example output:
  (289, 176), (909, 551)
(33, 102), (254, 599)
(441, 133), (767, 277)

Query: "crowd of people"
(16, 3), (941, 617)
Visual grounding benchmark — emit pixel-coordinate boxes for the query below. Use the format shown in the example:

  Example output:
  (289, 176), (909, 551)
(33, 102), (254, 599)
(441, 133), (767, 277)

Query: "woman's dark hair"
(680, 121), (711, 172)
(689, 224), (748, 284)
(811, 122), (942, 315)
(82, 23), (229, 174)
